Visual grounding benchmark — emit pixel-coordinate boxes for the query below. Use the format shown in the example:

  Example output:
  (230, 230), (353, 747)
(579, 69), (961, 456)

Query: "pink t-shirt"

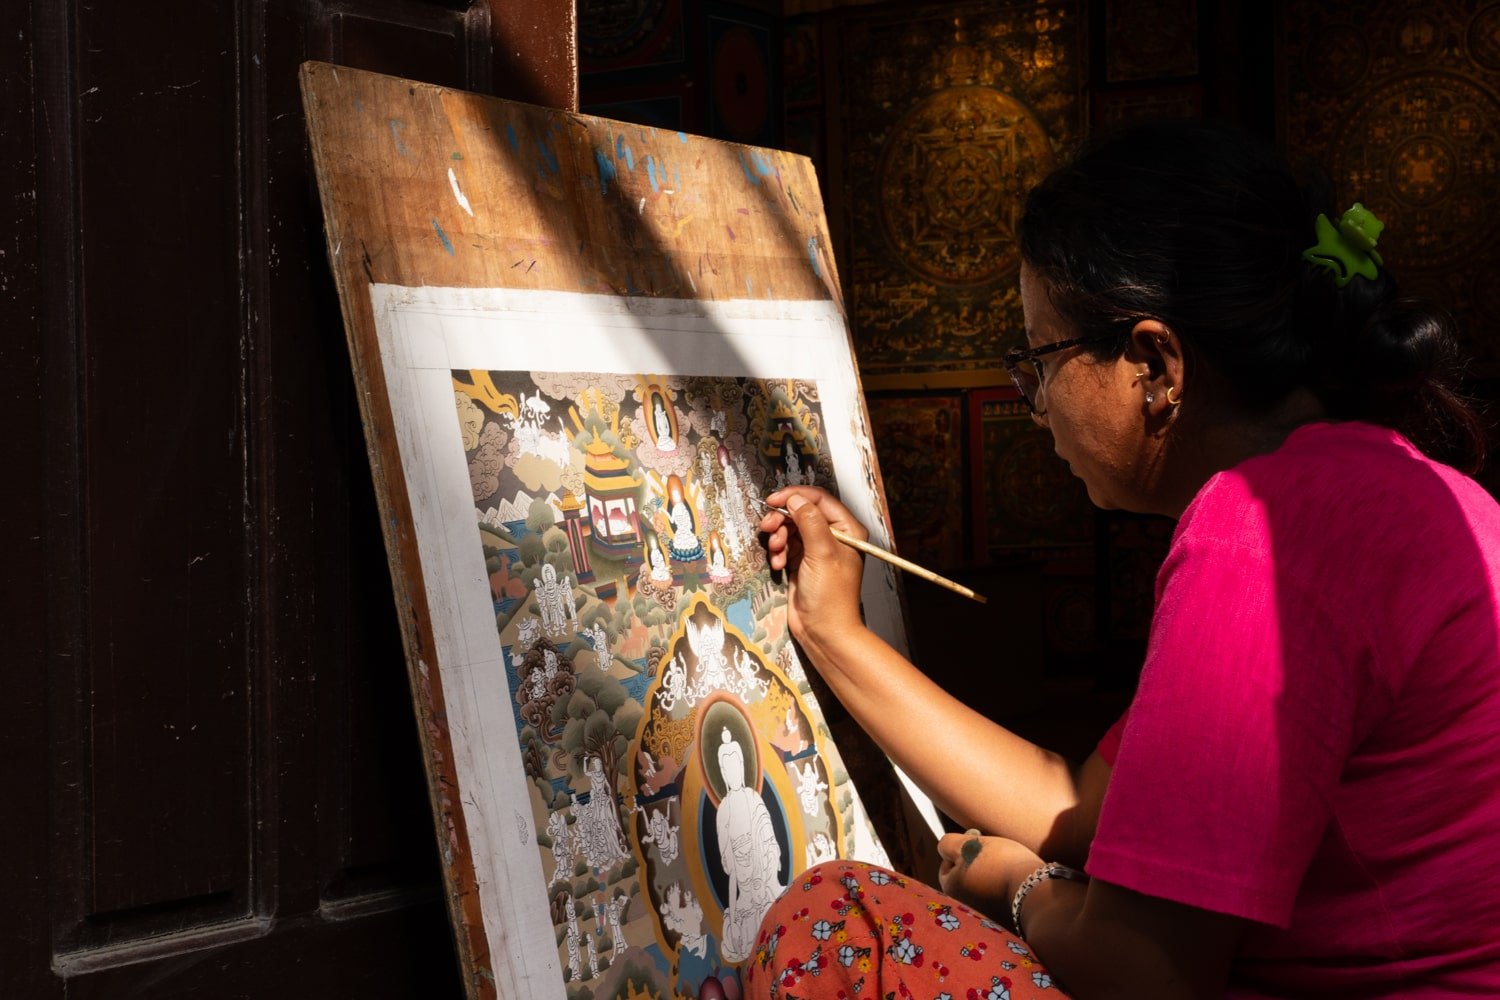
(1089, 421), (1500, 997)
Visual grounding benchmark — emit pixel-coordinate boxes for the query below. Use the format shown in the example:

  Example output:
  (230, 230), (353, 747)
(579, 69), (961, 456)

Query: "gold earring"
(1165, 385), (1183, 406)
(1133, 368), (1149, 381)
(1156, 332), (1170, 345)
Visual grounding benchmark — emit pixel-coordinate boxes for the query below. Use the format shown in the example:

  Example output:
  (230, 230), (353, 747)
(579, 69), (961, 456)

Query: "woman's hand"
(936, 832), (1043, 927)
(757, 486), (868, 646)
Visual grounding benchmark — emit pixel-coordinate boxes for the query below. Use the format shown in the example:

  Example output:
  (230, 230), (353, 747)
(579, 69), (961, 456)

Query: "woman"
(748, 120), (1500, 998)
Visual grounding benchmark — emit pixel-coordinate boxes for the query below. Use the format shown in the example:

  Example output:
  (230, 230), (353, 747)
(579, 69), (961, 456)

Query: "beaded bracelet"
(1011, 862), (1088, 938)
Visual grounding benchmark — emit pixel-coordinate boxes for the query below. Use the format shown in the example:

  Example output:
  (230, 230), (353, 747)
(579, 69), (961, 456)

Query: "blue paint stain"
(807, 237), (821, 277)
(614, 134), (636, 171)
(537, 138), (560, 175)
(431, 218), (455, 255)
(739, 152), (761, 185)
(388, 119), (408, 156)
(752, 150), (774, 177)
(646, 155), (660, 192)
(673, 166), (681, 189)
(678, 131), (688, 144)
(595, 149), (618, 195)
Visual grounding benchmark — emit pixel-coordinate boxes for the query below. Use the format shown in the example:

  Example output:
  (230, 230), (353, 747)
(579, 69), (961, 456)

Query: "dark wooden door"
(2, 2), (575, 996)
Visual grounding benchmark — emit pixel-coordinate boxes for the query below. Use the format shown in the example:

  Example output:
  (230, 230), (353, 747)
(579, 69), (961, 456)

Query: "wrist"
(1010, 862), (1088, 938)
(798, 617), (873, 663)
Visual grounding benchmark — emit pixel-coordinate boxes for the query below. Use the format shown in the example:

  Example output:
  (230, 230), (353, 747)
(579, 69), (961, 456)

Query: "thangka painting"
(831, 0), (1085, 374)
(864, 392), (966, 570)
(1280, 0), (1500, 367)
(968, 387), (1093, 556)
(1103, 0), (1198, 82)
(371, 286), (908, 1000)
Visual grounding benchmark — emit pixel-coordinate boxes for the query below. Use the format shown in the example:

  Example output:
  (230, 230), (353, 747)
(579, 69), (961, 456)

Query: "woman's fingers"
(765, 486), (869, 542)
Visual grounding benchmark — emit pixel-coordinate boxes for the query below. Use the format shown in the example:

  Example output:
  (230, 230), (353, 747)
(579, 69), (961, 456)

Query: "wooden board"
(299, 62), (932, 1000)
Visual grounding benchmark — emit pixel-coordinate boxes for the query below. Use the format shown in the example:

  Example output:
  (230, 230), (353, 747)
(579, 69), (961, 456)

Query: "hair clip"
(1302, 202), (1385, 287)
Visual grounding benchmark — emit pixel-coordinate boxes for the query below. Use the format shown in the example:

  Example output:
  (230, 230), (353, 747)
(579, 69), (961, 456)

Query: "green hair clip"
(1302, 202), (1385, 287)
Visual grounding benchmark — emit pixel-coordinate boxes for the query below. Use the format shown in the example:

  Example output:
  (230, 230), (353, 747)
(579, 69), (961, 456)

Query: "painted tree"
(553, 667), (645, 790)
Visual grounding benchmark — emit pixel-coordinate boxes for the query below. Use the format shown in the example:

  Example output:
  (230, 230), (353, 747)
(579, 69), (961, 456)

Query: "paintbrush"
(750, 497), (988, 604)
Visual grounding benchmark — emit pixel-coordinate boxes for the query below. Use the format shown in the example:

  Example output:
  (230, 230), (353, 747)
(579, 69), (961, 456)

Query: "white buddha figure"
(574, 755), (629, 870)
(685, 617), (733, 701)
(565, 896), (583, 981)
(584, 920), (600, 978)
(529, 657), (551, 702)
(665, 477), (704, 562)
(805, 830), (837, 867)
(794, 759), (829, 817)
(537, 563), (579, 636)
(641, 803), (680, 864)
(608, 895), (629, 957)
(652, 397), (676, 452)
(717, 447), (750, 557)
(659, 882), (707, 958)
(707, 534), (731, 584)
(546, 809), (573, 883)
(587, 621), (611, 668)
(646, 536), (672, 582)
(714, 728), (786, 962)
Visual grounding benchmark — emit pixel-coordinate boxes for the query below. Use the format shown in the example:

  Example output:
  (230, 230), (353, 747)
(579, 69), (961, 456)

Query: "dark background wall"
(6, 0), (1496, 995)
(581, 0), (1500, 760)
(3, 2), (573, 996)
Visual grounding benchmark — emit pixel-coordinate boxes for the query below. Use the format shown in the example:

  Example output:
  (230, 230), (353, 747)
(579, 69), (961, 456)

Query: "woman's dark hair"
(1018, 118), (1488, 473)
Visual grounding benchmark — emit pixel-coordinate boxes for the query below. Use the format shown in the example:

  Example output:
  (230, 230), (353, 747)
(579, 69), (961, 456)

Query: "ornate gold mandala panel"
(1283, 0), (1500, 366)
(878, 86), (1054, 286)
(1331, 73), (1500, 270)
(836, 1), (1085, 374)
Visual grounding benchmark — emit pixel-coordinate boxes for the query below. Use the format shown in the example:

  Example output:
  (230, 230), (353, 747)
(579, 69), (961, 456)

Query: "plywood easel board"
(299, 61), (935, 1000)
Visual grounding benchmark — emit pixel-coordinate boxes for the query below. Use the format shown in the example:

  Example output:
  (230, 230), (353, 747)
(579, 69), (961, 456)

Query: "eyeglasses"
(1002, 334), (1119, 416)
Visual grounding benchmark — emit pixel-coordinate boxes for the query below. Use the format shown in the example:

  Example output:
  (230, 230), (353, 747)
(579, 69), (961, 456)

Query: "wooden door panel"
(63, 903), (462, 999)
(67, 0), (252, 930)
(8, 1), (578, 996)
(333, 8), (477, 91)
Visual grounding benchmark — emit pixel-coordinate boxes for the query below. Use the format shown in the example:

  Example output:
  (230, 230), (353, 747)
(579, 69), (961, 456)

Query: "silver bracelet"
(1010, 862), (1088, 938)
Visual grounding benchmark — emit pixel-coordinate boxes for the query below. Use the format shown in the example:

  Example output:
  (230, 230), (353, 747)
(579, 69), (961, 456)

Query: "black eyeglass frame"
(1001, 333), (1121, 415)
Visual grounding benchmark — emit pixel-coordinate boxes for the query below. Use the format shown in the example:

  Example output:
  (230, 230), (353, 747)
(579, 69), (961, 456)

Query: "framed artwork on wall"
(865, 391), (967, 571)
(706, 5), (780, 147)
(968, 387), (1095, 559)
(579, 0), (686, 75)
(1092, 83), (1202, 130)
(1103, 0), (1199, 82)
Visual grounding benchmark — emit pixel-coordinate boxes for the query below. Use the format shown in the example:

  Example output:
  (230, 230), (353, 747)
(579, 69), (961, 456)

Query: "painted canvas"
(372, 285), (908, 1000)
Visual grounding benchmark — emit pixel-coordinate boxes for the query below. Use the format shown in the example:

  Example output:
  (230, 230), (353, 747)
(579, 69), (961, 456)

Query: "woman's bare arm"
(761, 486), (1109, 861)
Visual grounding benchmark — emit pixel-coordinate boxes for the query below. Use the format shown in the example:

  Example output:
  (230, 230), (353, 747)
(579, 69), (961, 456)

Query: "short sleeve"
(1095, 711), (1127, 767)
(1085, 497), (1374, 927)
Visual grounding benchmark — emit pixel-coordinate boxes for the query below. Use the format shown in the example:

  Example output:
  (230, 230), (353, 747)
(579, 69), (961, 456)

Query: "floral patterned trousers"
(744, 861), (1071, 1000)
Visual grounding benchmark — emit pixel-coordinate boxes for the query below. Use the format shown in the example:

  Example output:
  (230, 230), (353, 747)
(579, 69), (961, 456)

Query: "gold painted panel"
(835, 0), (1087, 374)
(1281, 0), (1500, 366)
